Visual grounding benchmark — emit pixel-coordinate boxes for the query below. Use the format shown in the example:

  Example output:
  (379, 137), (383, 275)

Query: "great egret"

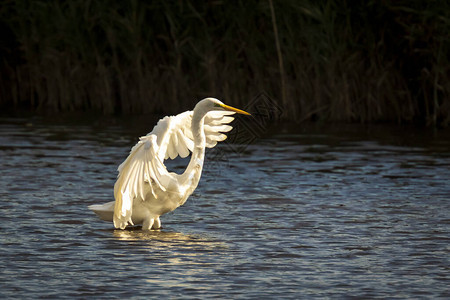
(89, 98), (250, 230)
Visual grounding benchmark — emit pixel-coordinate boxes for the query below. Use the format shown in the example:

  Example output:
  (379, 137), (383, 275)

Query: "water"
(0, 116), (449, 299)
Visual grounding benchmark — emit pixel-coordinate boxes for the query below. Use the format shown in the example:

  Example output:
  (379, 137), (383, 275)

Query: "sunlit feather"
(89, 98), (250, 230)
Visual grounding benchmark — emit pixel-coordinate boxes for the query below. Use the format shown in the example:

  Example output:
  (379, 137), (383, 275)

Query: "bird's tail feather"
(88, 201), (115, 222)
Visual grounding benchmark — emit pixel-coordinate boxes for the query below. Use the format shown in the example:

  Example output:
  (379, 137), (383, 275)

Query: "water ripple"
(0, 119), (449, 298)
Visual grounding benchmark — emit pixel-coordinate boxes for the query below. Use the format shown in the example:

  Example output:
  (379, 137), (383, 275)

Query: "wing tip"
(113, 215), (133, 230)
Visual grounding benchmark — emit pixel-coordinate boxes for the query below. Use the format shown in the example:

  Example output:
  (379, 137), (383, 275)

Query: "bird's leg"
(142, 218), (154, 231)
(152, 217), (162, 230)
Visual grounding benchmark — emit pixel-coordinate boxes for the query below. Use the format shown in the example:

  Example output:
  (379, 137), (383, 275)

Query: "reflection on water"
(112, 227), (180, 241)
(113, 228), (225, 249)
(0, 116), (449, 298)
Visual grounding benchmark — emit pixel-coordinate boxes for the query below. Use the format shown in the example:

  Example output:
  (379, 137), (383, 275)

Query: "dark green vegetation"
(1, 1), (449, 126)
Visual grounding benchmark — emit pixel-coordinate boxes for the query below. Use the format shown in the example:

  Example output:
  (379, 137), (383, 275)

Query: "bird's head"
(196, 97), (251, 115)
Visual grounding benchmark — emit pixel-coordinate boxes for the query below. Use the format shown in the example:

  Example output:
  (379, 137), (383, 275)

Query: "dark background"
(1, 0), (449, 126)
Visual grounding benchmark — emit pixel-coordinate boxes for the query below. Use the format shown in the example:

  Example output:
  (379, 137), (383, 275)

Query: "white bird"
(89, 98), (250, 230)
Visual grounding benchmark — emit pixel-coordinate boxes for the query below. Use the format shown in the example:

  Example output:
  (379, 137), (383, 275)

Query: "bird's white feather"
(113, 135), (168, 229)
(113, 109), (236, 229)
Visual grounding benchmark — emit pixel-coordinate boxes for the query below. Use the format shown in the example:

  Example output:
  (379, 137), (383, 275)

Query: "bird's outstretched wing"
(203, 111), (236, 148)
(113, 110), (236, 229)
(113, 135), (168, 229)
(153, 110), (235, 160)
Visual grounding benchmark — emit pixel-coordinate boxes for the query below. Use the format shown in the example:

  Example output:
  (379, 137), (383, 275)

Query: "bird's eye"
(214, 103), (221, 107)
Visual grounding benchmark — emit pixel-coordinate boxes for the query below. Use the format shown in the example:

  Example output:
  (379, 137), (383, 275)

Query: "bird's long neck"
(180, 109), (206, 190)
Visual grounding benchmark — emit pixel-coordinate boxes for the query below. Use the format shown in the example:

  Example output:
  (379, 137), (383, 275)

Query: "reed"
(0, 0), (449, 126)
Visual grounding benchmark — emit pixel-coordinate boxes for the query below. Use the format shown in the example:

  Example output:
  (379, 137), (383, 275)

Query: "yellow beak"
(220, 103), (251, 115)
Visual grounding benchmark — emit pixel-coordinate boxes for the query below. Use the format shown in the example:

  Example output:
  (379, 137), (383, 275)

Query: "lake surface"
(0, 115), (449, 299)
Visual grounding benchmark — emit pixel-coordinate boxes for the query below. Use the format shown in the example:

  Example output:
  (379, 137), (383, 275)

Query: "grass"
(0, 0), (449, 126)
